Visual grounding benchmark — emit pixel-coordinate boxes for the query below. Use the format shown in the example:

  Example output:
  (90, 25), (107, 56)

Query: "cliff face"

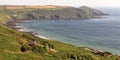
(0, 5), (106, 20)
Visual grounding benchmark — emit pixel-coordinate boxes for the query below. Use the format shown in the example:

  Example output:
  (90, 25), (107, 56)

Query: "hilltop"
(0, 5), (69, 9)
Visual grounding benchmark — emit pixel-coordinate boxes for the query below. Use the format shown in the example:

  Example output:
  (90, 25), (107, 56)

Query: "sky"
(0, 0), (120, 7)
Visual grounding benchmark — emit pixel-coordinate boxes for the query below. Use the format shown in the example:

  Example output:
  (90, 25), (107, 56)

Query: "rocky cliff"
(0, 5), (106, 20)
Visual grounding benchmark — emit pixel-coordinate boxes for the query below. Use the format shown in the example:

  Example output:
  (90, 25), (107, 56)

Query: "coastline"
(5, 20), (50, 40)
(5, 19), (120, 57)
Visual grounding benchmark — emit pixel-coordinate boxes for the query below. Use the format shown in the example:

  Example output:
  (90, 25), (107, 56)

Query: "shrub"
(32, 45), (46, 53)
(20, 44), (31, 52)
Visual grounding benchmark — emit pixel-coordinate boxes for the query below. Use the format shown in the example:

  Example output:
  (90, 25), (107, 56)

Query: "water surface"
(16, 8), (120, 55)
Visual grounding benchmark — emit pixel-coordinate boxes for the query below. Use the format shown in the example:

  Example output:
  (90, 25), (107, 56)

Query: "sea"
(16, 7), (120, 55)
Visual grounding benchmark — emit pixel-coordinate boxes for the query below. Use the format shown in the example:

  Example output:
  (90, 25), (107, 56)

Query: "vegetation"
(0, 5), (119, 60)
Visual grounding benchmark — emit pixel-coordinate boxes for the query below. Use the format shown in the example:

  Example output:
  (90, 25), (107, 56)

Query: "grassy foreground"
(0, 6), (120, 60)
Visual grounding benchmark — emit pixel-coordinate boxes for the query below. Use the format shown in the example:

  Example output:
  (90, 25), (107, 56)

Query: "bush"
(32, 45), (46, 53)
(20, 44), (31, 52)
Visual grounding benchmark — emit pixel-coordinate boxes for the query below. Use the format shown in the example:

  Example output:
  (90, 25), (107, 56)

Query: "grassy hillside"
(0, 25), (120, 60)
(0, 5), (120, 60)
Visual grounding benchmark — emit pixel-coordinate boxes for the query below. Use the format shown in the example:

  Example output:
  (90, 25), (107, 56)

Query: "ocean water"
(16, 8), (120, 55)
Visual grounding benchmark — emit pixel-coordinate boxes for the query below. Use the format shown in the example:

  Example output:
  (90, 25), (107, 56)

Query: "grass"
(0, 25), (43, 60)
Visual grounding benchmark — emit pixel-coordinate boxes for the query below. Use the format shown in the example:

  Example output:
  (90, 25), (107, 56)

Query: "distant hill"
(0, 5), (106, 20)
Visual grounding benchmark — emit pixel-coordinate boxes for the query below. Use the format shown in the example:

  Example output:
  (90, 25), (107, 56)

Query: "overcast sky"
(0, 0), (120, 7)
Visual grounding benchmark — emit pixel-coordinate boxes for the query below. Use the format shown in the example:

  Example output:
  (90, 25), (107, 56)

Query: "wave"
(15, 24), (50, 40)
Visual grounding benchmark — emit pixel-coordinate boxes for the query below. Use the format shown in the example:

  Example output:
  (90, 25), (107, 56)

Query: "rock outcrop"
(79, 6), (107, 16)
